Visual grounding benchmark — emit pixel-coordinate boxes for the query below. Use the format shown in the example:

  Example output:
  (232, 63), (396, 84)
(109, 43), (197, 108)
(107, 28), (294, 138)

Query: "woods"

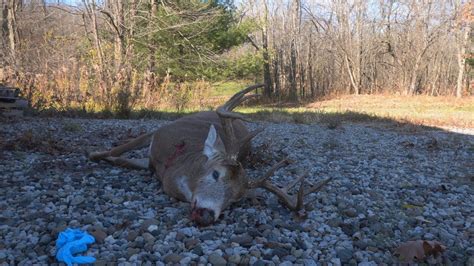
(0, 0), (472, 114)
(247, 0), (473, 99)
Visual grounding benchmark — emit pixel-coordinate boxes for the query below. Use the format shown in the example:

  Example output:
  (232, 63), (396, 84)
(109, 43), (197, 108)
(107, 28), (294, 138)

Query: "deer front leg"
(102, 157), (150, 170)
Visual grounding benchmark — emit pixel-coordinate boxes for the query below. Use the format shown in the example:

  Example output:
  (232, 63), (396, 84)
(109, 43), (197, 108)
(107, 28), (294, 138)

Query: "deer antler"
(217, 85), (332, 211)
(248, 159), (332, 211)
(216, 84), (265, 160)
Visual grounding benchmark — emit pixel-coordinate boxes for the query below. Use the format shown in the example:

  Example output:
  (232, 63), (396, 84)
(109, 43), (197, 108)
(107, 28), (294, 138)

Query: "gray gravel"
(1, 117), (473, 265)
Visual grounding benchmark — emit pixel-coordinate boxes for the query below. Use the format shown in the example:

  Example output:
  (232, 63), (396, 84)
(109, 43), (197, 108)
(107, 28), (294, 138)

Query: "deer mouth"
(190, 198), (221, 226)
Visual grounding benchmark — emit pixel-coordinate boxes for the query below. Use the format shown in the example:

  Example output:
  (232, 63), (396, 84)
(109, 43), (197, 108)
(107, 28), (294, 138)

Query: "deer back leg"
(89, 132), (153, 161)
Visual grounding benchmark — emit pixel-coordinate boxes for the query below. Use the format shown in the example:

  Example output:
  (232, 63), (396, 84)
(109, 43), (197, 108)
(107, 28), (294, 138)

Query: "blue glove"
(56, 228), (96, 266)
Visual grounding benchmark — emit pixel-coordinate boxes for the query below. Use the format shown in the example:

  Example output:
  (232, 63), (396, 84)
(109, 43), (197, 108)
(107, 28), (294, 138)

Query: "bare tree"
(4, 0), (19, 66)
(241, 0), (466, 99)
(454, 1), (472, 98)
(1, 0), (471, 114)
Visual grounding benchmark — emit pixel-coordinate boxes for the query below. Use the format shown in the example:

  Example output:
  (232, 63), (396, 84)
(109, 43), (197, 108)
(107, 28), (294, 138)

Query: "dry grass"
(25, 93), (473, 129)
(305, 95), (474, 128)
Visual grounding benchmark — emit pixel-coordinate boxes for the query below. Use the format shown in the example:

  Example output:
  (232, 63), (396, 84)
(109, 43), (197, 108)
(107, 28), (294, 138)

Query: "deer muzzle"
(191, 207), (215, 226)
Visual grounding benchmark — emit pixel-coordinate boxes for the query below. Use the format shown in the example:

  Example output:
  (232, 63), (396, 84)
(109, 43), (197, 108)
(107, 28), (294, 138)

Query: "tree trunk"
(288, 0), (300, 102)
(408, 53), (423, 95)
(128, 0), (136, 58)
(6, 0), (17, 65)
(148, 0), (157, 73)
(110, 0), (125, 70)
(2, 2), (8, 42)
(456, 21), (470, 98)
(273, 49), (281, 99)
(262, 29), (272, 98)
(262, 0), (272, 98)
(344, 55), (360, 95)
(87, 0), (105, 69)
(289, 42), (298, 101)
(84, 0), (108, 105)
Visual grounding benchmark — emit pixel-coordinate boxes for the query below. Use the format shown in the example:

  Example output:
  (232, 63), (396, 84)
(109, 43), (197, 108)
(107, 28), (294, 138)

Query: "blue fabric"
(56, 228), (96, 266)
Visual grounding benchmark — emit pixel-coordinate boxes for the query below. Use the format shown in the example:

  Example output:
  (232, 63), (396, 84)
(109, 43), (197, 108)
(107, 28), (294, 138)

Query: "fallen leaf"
(414, 216), (432, 224)
(401, 141), (415, 148)
(402, 203), (420, 209)
(426, 137), (439, 150)
(394, 240), (446, 262)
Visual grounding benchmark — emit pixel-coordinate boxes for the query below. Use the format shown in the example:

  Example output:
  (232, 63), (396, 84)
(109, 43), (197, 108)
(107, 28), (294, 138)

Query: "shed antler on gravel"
(89, 84), (331, 225)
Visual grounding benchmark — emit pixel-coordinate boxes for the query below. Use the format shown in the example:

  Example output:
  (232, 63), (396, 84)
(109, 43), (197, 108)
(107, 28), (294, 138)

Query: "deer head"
(186, 85), (261, 225)
(189, 124), (249, 225)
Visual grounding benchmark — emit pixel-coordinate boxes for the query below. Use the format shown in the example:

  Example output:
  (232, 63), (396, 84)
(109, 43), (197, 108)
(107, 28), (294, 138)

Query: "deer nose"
(191, 207), (215, 226)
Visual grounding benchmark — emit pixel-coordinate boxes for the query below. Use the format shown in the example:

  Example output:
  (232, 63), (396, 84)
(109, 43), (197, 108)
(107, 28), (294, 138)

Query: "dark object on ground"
(0, 85), (28, 117)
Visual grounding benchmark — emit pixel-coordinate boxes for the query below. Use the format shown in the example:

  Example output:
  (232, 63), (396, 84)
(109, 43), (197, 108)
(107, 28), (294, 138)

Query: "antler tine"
(248, 159), (291, 188)
(303, 177), (333, 196)
(220, 84), (265, 111)
(239, 128), (265, 149)
(284, 172), (308, 192)
(217, 94), (262, 121)
(250, 162), (332, 211)
(216, 84), (265, 158)
(223, 94), (261, 114)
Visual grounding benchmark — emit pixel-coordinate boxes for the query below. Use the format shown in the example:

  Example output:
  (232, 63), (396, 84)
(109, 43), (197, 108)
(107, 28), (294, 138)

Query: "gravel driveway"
(1, 117), (473, 265)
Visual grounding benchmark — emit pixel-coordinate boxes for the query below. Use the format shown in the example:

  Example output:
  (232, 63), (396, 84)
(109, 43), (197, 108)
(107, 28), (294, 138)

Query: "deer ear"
(203, 125), (224, 159)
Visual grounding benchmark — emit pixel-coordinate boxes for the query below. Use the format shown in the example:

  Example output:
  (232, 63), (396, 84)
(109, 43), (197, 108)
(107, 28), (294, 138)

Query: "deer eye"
(212, 170), (219, 181)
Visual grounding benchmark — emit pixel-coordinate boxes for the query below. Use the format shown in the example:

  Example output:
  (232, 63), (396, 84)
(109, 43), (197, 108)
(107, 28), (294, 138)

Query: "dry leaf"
(402, 203), (419, 209)
(401, 141), (415, 148)
(394, 240), (446, 262)
(414, 216), (432, 224)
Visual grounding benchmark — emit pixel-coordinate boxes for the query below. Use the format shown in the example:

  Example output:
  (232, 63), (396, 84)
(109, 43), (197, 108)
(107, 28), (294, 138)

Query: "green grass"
(211, 80), (254, 97)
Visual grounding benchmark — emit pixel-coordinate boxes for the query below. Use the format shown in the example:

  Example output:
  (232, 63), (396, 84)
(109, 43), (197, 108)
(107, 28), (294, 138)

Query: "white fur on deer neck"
(177, 176), (192, 202)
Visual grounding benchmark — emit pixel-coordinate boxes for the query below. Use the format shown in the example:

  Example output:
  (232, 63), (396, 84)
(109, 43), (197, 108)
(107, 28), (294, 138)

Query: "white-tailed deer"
(89, 84), (331, 225)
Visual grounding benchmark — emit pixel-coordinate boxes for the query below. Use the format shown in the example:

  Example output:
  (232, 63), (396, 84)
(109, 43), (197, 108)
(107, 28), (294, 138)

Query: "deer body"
(89, 85), (331, 225)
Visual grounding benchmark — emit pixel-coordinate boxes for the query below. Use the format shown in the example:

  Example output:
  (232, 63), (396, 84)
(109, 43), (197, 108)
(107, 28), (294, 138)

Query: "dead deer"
(89, 84), (331, 225)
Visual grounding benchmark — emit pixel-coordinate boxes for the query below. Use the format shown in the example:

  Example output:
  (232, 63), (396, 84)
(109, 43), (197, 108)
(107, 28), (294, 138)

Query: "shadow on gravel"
(12, 106), (469, 132)
(13, 105), (455, 130)
(2, 108), (472, 170)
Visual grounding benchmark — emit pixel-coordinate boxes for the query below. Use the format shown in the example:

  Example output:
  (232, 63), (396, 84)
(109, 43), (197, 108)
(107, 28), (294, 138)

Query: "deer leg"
(103, 157), (150, 170)
(89, 132), (153, 161)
